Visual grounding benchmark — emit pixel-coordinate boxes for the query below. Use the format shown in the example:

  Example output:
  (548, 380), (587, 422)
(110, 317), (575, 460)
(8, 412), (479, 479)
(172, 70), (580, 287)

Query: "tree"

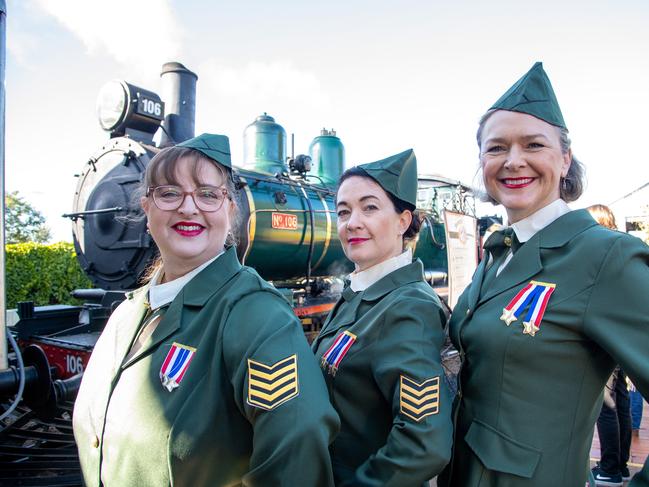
(5, 191), (51, 244)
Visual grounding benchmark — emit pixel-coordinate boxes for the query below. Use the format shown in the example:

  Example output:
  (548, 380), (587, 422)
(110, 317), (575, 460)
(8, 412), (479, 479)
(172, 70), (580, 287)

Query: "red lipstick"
(348, 237), (369, 246)
(172, 221), (205, 237)
(501, 177), (535, 189)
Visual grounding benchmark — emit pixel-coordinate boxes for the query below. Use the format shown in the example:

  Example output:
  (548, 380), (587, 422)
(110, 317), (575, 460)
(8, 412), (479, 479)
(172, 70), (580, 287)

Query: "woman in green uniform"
(311, 149), (453, 486)
(73, 133), (339, 487)
(438, 63), (649, 486)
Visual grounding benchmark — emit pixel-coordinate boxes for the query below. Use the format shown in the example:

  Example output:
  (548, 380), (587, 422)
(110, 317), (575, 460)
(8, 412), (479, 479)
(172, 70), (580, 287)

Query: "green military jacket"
(439, 210), (649, 486)
(73, 247), (339, 487)
(312, 260), (453, 486)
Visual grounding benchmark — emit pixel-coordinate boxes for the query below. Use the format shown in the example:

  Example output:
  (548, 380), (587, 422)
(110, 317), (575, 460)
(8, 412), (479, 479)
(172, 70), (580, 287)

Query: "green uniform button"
(503, 236), (512, 247)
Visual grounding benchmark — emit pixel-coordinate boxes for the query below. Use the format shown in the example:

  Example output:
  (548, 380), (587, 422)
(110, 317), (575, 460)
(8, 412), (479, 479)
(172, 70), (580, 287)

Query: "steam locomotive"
(0, 61), (483, 485)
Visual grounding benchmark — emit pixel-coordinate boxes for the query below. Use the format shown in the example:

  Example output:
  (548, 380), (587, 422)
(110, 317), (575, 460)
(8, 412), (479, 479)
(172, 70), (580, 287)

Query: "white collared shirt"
(496, 199), (571, 275)
(349, 249), (413, 292)
(148, 252), (223, 310)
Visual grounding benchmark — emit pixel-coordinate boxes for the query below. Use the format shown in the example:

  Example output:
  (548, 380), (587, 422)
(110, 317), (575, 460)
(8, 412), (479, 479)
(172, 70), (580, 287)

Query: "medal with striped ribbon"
(321, 331), (357, 376)
(500, 280), (556, 336)
(160, 342), (196, 391)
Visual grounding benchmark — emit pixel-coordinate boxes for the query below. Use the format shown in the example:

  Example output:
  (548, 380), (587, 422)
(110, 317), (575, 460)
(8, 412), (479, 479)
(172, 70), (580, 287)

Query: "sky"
(5, 0), (649, 242)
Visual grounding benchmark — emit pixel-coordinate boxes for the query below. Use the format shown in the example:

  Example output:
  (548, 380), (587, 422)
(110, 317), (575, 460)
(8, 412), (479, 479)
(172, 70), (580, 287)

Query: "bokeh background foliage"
(6, 242), (92, 308)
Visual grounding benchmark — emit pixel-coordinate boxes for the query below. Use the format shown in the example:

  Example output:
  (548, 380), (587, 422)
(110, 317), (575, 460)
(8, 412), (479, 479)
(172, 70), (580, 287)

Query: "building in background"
(609, 181), (649, 241)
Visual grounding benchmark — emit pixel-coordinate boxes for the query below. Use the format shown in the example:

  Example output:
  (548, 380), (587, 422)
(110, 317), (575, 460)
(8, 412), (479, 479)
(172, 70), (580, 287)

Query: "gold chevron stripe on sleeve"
(403, 401), (439, 415)
(249, 354), (295, 371)
(402, 391), (440, 407)
(249, 379), (297, 402)
(400, 375), (440, 422)
(248, 362), (296, 381)
(249, 371), (297, 390)
(401, 382), (439, 398)
(247, 355), (299, 410)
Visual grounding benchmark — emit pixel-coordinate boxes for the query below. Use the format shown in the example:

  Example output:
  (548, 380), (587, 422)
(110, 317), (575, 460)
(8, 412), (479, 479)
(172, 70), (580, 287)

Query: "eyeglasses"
(147, 185), (229, 212)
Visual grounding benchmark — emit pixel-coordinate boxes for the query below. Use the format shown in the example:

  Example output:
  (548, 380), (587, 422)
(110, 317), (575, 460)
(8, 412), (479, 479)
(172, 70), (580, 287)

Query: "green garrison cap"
(358, 149), (418, 208)
(176, 133), (232, 169)
(490, 62), (567, 129)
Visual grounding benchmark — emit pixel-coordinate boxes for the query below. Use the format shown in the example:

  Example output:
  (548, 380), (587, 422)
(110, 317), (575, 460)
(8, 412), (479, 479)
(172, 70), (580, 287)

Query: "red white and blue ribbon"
(500, 280), (556, 336)
(160, 342), (196, 391)
(321, 330), (357, 375)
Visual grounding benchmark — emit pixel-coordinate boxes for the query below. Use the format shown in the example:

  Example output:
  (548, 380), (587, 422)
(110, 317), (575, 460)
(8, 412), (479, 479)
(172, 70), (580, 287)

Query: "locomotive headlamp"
(96, 80), (165, 140)
(96, 80), (127, 131)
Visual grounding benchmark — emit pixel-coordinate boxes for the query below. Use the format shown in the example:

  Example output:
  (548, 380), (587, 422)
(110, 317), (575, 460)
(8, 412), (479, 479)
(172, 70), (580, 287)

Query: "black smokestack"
(159, 61), (198, 146)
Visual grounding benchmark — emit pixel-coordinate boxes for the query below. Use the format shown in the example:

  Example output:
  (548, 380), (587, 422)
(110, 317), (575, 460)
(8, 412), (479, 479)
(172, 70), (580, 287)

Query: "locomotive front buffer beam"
(1, 344), (82, 420)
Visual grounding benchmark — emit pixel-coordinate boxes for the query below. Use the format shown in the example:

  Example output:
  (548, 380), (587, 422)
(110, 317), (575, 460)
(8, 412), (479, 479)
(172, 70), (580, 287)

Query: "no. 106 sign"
(271, 212), (298, 230)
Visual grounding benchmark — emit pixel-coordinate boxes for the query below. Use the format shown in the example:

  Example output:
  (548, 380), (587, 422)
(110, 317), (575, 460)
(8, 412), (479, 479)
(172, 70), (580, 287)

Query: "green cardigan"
(439, 210), (649, 486)
(73, 247), (339, 486)
(312, 259), (453, 486)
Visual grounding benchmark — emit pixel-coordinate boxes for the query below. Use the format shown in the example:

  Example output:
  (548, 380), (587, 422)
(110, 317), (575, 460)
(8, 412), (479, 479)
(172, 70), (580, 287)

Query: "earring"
(561, 177), (568, 192)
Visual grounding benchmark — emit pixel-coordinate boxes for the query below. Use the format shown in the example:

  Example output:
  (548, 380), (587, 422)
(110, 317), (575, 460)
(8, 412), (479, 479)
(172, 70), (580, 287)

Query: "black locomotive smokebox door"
(87, 180), (128, 248)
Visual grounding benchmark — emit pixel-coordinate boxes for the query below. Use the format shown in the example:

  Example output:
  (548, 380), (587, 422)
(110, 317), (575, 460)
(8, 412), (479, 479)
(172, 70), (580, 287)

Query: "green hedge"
(6, 242), (92, 308)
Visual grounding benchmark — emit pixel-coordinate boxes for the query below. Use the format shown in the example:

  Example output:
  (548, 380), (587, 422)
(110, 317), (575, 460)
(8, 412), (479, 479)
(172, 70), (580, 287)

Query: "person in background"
(630, 382), (645, 435)
(438, 63), (649, 486)
(587, 204), (632, 486)
(73, 133), (339, 487)
(312, 150), (453, 486)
